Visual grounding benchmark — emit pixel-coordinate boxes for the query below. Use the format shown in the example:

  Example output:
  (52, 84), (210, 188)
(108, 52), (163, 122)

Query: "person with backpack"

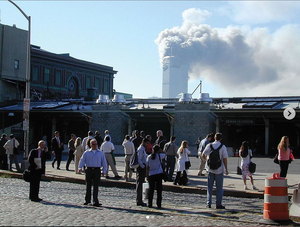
(202, 132), (228, 209)
(239, 141), (257, 190)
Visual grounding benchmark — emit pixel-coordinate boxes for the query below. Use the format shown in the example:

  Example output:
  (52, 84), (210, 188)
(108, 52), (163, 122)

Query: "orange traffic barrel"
(264, 173), (289, 220)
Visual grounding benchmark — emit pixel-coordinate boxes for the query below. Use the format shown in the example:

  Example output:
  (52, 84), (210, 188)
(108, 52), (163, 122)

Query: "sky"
(1, 1), (300, 99)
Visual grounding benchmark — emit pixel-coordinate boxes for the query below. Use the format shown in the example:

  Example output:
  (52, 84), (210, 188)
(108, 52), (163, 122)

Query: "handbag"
(274, 154), (279, 164)
(184, 149), (191, 170)
(289, 153), (295, 163)
(13, 139), (19, 155)
(185, 161), (191, 169)
(23, 169), (31, 182)
(158, 154), (168, 182)
(237, 157), (242, 175)
(249, 162), (256, 173)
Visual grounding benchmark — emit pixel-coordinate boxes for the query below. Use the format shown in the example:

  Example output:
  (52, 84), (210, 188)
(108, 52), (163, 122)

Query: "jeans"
(207, 172), (224, 206)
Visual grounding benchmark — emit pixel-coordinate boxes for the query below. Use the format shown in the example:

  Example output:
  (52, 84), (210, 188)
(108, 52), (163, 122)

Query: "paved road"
(0, 177), (271, 226)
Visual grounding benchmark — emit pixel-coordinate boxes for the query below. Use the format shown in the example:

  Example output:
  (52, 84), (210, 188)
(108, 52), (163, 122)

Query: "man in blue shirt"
(79, 139), (107, 207)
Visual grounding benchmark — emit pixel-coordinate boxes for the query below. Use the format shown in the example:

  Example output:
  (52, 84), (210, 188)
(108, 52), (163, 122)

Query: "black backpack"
(207, 143), (223, 170)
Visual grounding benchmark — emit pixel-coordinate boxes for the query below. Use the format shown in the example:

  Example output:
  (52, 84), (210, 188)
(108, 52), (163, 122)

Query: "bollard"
(142, 182), (149, 200)
(290, 183), (300, 217)
(263, 173), (289, 221)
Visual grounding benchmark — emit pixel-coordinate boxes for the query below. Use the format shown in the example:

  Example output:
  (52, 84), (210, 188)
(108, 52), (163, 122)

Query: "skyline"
(1, 1), (300, 99)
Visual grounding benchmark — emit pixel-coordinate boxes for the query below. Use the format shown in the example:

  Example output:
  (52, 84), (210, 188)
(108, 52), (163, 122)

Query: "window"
(44, 68), (50, 84)
(32, 66), (39, 82)
(14, 60), (19, 69)
(55, 70), (61, 86)
(86, 76), (91, 88)
(95, 78), (101, 91)
(104, 79), (108, 93)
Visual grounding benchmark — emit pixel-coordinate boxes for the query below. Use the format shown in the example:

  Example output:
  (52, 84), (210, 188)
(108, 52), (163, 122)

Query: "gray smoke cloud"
(155, 8), (300, 96)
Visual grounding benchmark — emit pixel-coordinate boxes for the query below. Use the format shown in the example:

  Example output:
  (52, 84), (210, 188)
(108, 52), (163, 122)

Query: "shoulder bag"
(158, 154), (168, 182)
(13, 139), (19, 155)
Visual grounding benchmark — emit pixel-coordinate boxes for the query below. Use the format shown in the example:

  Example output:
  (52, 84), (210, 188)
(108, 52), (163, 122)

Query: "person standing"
(239, 141), (257, 190)
(145, 135), (153, 155)
(104, 130), (111, 142)
(146, 145), (166, 209)
(122, 135), (135, 181)
(132, 130), (143, 151)
(173, 140), (191, 186)
(74, 137), (84, 174)
(136, 138), (150, 206)
(0, 133), (8, 170)
(277, 136), (292, 178)
(28, 140), (51, 202)
(195, 136), (202, 151)
(163, 136), (178, 182)
(82, 131), (94, 150)
(79, 139), (108, 207)
(202, 132), (229, 209)
(66, 134), (76, 171)
(155, 130), (167, 150)
(51, 131), (64, 170)
(100, 136), (121, 179)
(94, 131), (103, 149)
(197, 133), (214, 176)
(3, 134), (21, 172)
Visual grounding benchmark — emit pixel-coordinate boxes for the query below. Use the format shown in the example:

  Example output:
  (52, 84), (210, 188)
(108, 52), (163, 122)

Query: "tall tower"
(162, 56), (188, 98)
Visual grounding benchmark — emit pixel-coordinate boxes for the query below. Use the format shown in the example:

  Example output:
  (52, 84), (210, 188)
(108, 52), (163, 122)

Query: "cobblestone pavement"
(2, 177), (299, 227)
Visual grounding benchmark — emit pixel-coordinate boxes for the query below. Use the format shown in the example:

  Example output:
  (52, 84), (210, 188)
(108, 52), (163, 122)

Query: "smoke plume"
(155, 7), (300, 96)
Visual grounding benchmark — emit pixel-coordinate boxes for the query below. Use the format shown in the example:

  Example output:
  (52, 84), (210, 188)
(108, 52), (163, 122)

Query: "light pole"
(8, 0), (31, 168)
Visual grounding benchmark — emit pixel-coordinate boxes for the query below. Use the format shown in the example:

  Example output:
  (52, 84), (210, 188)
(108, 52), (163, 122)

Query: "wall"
(91, 104), (128, 145)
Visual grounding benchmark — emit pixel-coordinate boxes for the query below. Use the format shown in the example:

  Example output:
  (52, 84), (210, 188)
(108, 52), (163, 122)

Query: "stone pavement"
(1, 156), (300, 226)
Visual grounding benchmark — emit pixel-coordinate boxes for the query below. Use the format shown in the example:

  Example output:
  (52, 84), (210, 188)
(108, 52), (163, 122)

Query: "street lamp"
(8, 0), (31, 168)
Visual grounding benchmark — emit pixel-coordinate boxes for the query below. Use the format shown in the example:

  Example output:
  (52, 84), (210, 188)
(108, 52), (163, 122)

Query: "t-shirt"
(203, 141), (228, 174)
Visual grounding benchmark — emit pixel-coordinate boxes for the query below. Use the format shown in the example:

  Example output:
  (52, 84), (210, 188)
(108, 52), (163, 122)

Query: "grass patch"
(0, 173), (12, 178)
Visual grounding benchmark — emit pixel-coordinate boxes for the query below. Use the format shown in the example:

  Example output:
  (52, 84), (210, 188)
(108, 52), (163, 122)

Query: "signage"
(225, 119), (254, 125)
(23, 120), (29, 131)
(23, 98), (30, 112)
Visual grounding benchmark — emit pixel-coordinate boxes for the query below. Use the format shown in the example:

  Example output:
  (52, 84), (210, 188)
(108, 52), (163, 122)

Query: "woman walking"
(173, 140), (191, 186)
(239, 141), (257, 190)
(277, 136), (292, 178)
(74, 137), (84, 174)
(146, 145), (166, 208)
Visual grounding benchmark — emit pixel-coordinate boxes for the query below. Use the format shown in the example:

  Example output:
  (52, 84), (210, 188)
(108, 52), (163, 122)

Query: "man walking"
(66, 134), (76, 171)
(51, 131), (64, 170)
(136, 138), (150, 206)
(197, 133), (214, 176)
(79, 139), (107, 207)
(163, 136), (178, 181)
(202, 132), (228, 209)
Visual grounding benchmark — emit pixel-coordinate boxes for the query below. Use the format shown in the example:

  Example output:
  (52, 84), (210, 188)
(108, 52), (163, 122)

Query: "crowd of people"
(0, 130), (294, 210)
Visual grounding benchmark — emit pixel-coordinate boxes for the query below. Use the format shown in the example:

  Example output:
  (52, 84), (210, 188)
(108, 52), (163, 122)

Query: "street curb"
(0, 170), (266, 199)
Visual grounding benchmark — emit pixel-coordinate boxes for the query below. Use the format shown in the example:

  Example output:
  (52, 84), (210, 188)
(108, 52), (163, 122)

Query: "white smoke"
(155, 7), (300, 96)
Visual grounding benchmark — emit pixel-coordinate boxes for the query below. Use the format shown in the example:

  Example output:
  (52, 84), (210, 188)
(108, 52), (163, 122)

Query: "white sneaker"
(244, 185), (249, 190)
(252, 185), (257, 190)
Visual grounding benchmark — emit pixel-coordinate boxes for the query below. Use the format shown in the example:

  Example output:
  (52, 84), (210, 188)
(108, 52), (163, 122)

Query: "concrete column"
(215, 117), (220, 133)
(128, 119), (132, 136)
(170, 118), (174, 136)
(51, 117), (56, 136)
(265, 118), (269, 155)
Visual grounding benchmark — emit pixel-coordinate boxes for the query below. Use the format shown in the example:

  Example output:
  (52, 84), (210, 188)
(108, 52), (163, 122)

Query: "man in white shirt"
(136, 138), (150, 206)
(202, 132), (229, 209)
(122, 135), (135, 181)
(100, 136), (121, 179)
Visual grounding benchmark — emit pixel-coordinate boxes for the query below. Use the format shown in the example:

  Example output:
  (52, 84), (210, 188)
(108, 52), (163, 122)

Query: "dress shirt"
(78, 149), (107, 173)
(137, 144), (147, 168)
(100, 141), (115, 153)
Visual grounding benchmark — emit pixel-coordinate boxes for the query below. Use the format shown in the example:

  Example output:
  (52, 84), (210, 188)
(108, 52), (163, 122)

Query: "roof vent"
(179, 93), (192, 103)
(96, 95), (110, 104)
(198, 93), (212, 103)
(112, 94), (126, 104)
